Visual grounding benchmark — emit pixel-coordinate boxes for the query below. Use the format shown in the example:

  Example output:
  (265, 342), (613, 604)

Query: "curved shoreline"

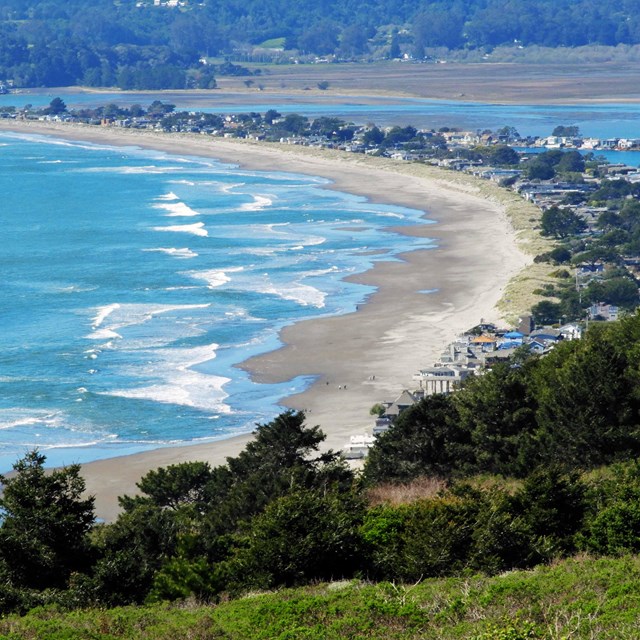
(0, 121), (537, 521)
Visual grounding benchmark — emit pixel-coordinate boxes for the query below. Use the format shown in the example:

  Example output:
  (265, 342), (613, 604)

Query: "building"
(413, 365), (473, 395)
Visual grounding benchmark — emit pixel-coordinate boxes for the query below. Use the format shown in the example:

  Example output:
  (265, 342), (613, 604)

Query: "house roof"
(472, 335), (497, 343)
(393, 390), (417, 407)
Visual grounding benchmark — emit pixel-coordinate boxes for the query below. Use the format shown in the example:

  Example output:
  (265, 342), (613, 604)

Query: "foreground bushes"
(3, 555), (640, 639)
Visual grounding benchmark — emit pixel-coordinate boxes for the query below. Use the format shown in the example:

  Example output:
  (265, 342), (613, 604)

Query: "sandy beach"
(0, 120), (533, 521)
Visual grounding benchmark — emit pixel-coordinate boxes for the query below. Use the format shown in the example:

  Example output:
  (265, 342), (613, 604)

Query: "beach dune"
(0, 121), (531, 521)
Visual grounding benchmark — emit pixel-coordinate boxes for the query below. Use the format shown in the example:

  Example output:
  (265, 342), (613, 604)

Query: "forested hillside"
(3, 0), (640, 88)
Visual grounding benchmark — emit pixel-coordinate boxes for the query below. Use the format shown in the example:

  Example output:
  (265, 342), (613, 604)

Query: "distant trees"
(6, 0), (640, 88)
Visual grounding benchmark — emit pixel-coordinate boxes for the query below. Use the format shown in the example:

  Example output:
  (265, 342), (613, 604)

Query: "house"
(382, 389), (419, 421)
(413, 365), (473, 395)
(470, 334), (498, 352)
(589, 303), (619, 321)
(559, 324), (582, 340)
(342, 434), (376, 459)
(529, 328), (562, 343)
(517, 315), (534, 336)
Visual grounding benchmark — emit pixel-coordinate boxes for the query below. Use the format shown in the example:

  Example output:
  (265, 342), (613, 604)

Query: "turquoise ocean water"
(0, 131), (434, 472)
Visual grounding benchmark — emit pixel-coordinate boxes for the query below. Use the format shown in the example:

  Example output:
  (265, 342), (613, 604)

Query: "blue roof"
(499, 341), (522, 350)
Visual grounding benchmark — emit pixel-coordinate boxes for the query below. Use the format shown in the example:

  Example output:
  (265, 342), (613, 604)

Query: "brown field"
(210, 61), (640, 103)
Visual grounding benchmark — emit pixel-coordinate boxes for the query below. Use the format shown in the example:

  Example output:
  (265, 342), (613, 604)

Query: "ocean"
(0, 131), (434, 472)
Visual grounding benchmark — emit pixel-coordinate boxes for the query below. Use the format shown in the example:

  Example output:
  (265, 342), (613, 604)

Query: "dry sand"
(0, 121), (532, 521)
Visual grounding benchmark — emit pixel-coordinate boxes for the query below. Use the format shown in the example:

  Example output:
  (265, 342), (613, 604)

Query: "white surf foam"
(241, 195), (274, 211)
(92, 303), (121, 329)
(169, 179), (196, 186)
(153, 202), (200, 217)
(144, 247), (198, 259)
(186, 267), (245, 289)
(153, 222), (208, 237)
(220, 182), (245, 194)
(86, 303), (210, 342)
(82, 165), (186, 175)
(156, 191), (179, 201)
(0, 409), (64, 431)
(376, 212), (405, 219)
(257, 280), (327, 308)
(105, 343), (231, 412)
(86, 328), (123, 340)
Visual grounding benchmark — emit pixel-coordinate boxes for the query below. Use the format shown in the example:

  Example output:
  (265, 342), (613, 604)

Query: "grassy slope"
(2, 555), (639, 639)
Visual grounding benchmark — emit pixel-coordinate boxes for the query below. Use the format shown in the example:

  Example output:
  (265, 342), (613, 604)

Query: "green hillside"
(1, 555), (639, 639)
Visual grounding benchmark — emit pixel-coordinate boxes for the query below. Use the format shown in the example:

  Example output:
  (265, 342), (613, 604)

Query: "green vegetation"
(4, 0), (640, 88)
(2, 555), (640, 638)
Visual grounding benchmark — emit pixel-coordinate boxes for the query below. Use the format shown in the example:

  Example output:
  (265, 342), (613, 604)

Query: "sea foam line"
(153, 202), (200, 217)
(185, 266), (245, 289)
(155, 192), (179, 201)
(241, 195), (274, 211)
(86, 302), (211, 340)
(143, 247), (198, 259)
(92, 303), (121, 329)
(153, 222), (208, 237)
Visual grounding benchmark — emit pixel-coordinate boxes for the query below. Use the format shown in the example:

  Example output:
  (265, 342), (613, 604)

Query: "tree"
(530, 319), (640, 468)
(557, 150), (585, 173)
(526, 159), (555, 180)
(547, 246), (572, 264)
(541, 206), (587, 238)
(338, 24), (370, 57)
(388, 32), (401, 59)
(363, 394), (469, 483)
(0, 451), (95, 593)
(119, 461), (214, 512)
(44, 97), (67, 115)
(512, 466), (587, 560)
(297, 21), (338, 55)
(147, 100), (175, 117)
(282, 113), (309, 134)
(234, 489), (364, 589)
(552, 125), (581, 137)
(363, 125), (385, 146)
(103, 412), (354, 604)
(531, 299), (562, 325)
(264, 109), (281, 124)
(453, 361), (537, 477)
(586, 277), (639, 309)
(490, 145), (520, 166)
